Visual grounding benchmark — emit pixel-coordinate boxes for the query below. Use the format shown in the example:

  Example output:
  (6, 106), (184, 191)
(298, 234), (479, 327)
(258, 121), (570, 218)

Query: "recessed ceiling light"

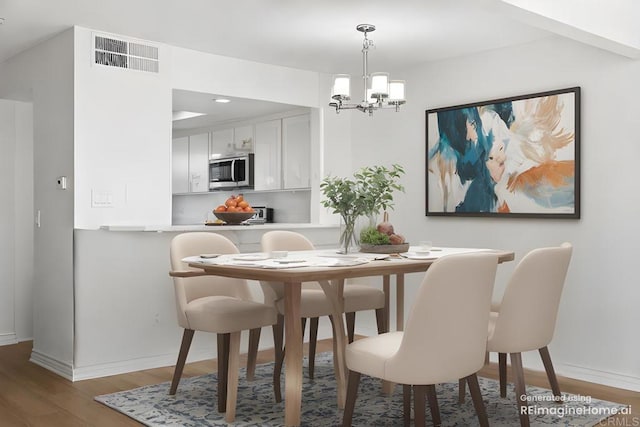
(213, 98), (231, 104)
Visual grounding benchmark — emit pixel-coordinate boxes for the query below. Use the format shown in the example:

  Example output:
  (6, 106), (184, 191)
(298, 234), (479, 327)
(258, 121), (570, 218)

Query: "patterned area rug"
(95, 353), (626, 426)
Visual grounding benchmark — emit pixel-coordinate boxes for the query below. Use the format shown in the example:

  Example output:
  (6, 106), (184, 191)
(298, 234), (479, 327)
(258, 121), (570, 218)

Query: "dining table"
(173, 246), (515, 426)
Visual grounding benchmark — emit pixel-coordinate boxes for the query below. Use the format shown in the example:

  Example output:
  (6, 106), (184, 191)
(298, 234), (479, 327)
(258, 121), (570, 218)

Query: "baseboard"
(488, 352), (640, 392)
(0, 333), (18, 346)
(559, 362), (640, 392)
(30, 349), (74, 381)
(71, 346), (215, 382)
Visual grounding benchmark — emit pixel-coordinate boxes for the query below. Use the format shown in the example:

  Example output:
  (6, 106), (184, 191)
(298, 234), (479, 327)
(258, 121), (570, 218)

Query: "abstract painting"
(426, 87), (580, 218)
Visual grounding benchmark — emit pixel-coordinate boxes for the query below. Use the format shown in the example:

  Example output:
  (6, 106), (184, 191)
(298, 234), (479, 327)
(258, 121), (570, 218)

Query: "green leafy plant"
(359, 226), (391, 245)
(320, 164), (404, 253)
(354, 164), (405, 217)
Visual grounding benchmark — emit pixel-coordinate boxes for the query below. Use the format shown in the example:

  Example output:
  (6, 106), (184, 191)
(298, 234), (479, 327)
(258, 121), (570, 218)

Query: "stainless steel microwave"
(209, 154), (254, 190)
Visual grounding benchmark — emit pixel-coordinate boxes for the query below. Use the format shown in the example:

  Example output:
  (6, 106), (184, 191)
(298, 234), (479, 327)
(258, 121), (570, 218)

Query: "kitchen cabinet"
(188, 133), (210, 192)
(282, 114), (311, 189)
(171, 137), (189, 194)
(172, 133), (209, 194)
(254, 119), (282, 191)
(210, 128), (233, 157)
(210, 126), (254, 156)
(233, 125), (254, 152)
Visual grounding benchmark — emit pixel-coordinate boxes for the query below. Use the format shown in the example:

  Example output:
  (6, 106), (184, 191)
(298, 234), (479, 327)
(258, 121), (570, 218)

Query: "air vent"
(93, 34), (159, 73)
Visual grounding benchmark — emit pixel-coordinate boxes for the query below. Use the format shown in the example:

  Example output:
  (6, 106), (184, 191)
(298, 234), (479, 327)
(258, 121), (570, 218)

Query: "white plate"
(402, 252), (437, 260)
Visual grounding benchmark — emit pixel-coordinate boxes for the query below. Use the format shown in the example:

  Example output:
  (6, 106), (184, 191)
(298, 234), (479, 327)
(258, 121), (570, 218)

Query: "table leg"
(396, 273), (405, 331)
(382, 273), (405, 396)
(284, 282), (303, 426)
(382, 275), (390, 332)
(317, 279), (347, 408)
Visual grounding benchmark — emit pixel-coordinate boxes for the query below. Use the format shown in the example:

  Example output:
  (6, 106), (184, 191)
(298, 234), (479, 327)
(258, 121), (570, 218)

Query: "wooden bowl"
(360, 243), (410, 254)
(213, 211), (255, 224)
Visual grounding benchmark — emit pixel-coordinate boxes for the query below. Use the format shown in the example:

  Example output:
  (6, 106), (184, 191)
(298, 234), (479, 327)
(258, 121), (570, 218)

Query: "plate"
(402, 252), (437, 260)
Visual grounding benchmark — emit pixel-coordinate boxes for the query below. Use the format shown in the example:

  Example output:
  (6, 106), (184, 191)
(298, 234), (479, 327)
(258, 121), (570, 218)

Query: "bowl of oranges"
(212, 195), (256, 224)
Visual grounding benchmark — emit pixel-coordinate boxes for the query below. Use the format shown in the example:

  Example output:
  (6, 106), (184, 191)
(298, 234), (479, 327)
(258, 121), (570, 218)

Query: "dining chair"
(169, 232), (278, 422)
(459, 242), (573, 427)
(259, 230), (386, 383)
(342, 253), (498, 427)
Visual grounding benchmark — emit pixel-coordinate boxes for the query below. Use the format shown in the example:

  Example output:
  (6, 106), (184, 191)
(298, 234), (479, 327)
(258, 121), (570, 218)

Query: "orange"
(225, 198), (238, 208)
(214, 205), (227, 212)
(238, 201), (249, 209)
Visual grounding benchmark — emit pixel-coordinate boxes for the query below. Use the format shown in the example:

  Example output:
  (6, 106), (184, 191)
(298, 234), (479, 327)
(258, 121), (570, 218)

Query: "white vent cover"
(93, 34), (159, 73)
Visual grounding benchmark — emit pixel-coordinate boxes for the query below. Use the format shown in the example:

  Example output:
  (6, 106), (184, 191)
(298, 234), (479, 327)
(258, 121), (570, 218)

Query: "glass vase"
(339, 215), (359, 254)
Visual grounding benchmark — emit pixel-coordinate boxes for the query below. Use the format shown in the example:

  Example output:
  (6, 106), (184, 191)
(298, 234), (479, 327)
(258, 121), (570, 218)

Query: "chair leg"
(510, 352), (530, 427)
(539, 346), (561, 401)
(412, 385), (426, 427)
(458, 378), (466, 404)
(402, 385), (411, 427)
(246, 328), (261, 381)
(225, 331), (241, 422)
(466, 373), (490, 427)
(308, 317), (319, 379)
(426, 384), (440, 427)
(499, 352), (508, 398)
(272, 315), (284, 403)
(169, 329), (195, 395)
(217, 333), (230, 413)
(375, 307), (386, 334)
(342, 370), (361, 427)
(346, 312), (356, 343)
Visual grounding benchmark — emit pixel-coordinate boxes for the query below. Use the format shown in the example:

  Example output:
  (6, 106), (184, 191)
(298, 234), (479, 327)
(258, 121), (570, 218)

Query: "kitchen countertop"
(97, 223), (339, 232)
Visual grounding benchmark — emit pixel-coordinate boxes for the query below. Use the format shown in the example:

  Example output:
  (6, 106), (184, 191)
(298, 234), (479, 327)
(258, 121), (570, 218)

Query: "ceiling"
(1, 1), (638, 128)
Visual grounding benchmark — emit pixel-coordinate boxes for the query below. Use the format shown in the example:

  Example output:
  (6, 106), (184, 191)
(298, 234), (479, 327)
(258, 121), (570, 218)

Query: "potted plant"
(320, 164), (404, 253)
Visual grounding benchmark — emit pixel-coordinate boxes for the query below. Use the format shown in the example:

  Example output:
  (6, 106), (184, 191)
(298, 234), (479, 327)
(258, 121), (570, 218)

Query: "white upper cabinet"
(172, 133), (209, 194)
(254, 119), (282, 191)
(233, 125), (254, 152)
(282, 114), (311, 189)
(171, 136), (189, 194)
(210, 128), (234, 157)
(188, 133), (210, 193)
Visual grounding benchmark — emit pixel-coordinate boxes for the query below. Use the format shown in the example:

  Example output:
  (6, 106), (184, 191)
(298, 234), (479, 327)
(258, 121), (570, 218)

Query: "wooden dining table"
(179, 247), (515, 426)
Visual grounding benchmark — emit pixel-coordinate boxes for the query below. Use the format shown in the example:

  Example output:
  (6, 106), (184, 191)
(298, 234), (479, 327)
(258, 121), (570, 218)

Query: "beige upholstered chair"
(484, 242), (573, 427)
(342, 253), (498, 427)
(169, 232), (278, 422)
(260, 230), (385, 381)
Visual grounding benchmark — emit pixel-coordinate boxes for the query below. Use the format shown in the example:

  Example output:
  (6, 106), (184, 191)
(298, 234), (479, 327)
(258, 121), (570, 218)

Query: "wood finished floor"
(0, 340), (638, 426)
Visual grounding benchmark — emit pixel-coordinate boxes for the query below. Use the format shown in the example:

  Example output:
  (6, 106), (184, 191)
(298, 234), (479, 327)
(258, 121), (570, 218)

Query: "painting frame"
(425, 87), (580, 219)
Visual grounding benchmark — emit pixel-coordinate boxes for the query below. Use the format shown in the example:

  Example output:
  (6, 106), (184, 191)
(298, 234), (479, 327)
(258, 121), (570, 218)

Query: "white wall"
(0, 29), (75, 374)
(346, 35), (640, 390)
(171, 47), (319, 108)
(0, 101), (35, 343)
(0, 100), (17, 344)
(74, 28), (173, 229)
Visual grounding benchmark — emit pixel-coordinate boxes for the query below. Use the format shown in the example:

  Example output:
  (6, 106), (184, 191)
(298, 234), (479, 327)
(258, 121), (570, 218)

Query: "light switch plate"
(91, 190), (114, 208)
(56, 176), (68, 190)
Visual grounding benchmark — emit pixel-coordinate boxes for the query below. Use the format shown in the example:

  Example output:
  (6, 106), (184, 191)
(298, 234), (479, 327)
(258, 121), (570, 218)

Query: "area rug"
(95, 353), (627, 426)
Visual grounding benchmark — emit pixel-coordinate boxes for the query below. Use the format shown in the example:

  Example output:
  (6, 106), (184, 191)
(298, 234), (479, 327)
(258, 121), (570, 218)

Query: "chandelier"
(330, 24), (406, 116)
